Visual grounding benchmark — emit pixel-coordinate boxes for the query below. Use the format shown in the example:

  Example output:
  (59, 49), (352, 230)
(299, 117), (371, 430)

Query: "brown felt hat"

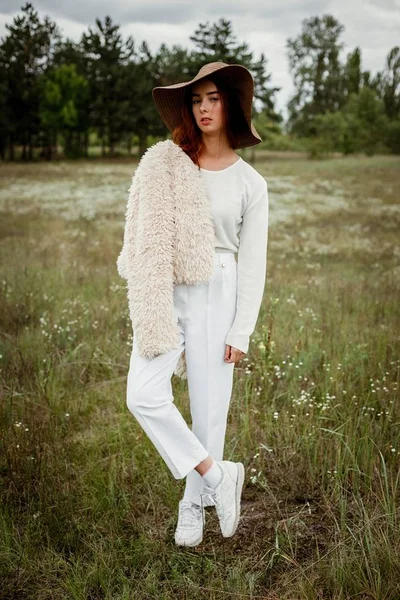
(152, 61), (262, 149)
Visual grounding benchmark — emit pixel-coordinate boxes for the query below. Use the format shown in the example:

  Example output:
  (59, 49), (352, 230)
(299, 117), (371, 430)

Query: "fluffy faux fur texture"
(117, 139), (216, 379)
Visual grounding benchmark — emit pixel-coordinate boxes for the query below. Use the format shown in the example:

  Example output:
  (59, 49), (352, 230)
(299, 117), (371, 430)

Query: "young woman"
(117, 62), (269, 547)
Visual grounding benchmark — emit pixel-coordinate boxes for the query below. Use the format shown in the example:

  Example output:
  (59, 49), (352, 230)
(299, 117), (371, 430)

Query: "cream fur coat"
(116, 139), (216, 380)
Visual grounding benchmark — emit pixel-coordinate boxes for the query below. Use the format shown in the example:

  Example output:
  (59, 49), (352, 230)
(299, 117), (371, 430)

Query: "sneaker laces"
(201, 483), (233, 523)
(201, 484), (222, 516)
(178, 500), (203, 527)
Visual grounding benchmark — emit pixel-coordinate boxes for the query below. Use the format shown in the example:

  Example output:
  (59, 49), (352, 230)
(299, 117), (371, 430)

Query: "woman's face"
(191, 79), (225, 135)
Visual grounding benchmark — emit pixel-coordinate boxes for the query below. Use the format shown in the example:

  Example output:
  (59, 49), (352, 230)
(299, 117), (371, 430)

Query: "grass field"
(0, 151), (399, 599)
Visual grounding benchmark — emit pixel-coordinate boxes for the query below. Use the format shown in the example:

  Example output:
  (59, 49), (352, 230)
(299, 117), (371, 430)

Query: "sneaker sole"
(174, 531), (203, 547)
(223, 462), (245, 538)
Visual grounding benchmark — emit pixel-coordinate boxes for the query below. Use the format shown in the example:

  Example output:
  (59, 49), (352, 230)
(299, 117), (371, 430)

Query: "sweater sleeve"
(224, 178), (269, 354)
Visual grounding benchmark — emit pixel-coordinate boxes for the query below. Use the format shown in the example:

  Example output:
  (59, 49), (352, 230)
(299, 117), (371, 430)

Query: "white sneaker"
(174, 499), (205, 547)
(201, 460), (245, 538)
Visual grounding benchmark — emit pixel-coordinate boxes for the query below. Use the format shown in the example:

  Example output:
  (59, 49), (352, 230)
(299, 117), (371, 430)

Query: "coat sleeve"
(224, 178), (269, 354)
(118, 146), (181, 358)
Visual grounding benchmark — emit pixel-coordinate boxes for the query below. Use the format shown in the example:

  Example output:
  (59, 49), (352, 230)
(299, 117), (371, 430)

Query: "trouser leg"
(126, 329), (209, 480)
(183, 252), (238, 507)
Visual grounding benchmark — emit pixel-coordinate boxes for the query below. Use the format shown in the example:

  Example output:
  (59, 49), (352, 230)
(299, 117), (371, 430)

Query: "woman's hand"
(224, 344), (245, 364)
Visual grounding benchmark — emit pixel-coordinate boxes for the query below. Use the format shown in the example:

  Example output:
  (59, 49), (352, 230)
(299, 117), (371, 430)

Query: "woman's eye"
(193, 97), (218, 104)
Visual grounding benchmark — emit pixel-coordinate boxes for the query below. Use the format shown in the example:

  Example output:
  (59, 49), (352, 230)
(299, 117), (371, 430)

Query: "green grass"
(0, 151), (399, 599)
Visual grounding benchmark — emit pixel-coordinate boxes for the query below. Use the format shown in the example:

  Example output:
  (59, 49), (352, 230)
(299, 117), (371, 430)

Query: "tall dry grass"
(0, 153), (399, 599)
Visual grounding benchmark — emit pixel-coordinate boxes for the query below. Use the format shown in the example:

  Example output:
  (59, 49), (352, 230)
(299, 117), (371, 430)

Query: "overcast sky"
(1, 1), (399, 121)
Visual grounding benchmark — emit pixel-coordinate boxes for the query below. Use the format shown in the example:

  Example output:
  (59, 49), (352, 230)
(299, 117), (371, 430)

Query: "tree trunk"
(8, 135), (14, 161)
(0, 135), (6, 161)
(138, 130), (147, 159)
(28, 130), (33, 161)
(127, 136), (132, 156)
(53, 131), (58, 159)
(65, 131), (72, 156)
(45, 130), (52, 160)
(84, 131), (89, 157)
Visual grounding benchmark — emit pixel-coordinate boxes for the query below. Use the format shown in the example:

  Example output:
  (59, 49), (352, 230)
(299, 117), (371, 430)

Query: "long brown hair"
(171, 75), (249, 166)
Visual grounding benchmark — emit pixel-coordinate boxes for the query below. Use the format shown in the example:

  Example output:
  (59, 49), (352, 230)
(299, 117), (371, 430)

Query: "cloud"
(0, 0), (398, 120)
(1, 1), (333, 26)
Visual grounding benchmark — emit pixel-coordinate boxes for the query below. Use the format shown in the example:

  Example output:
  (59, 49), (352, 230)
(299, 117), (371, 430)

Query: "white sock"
(202, 459), (223, 489)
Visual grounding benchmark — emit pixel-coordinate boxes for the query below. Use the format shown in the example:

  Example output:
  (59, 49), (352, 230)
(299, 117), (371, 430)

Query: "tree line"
(0, 3), (398, 161)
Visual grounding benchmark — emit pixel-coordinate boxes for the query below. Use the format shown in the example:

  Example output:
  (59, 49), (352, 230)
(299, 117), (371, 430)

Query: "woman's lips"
(201, 118), (212, 124)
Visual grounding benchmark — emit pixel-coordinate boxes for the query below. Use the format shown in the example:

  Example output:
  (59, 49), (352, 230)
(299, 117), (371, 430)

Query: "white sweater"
(199, 157), (269, 354)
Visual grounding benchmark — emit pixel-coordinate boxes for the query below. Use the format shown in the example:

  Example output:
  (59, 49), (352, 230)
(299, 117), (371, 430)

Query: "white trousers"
(126, 251), (238, 507)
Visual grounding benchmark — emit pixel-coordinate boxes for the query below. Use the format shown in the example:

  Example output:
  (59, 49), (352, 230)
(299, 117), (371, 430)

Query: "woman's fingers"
(224, 345), (245, 363)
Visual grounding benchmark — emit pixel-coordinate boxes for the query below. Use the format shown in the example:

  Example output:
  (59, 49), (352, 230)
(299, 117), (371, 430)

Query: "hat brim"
(152, 63), (262, 149)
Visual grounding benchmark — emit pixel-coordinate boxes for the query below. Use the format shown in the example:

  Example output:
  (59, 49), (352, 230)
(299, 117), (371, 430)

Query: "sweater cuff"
(224, 331), (250, 354)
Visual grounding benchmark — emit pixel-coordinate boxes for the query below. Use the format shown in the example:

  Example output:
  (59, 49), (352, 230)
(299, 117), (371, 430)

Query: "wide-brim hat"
(152, 61), (262, 149)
